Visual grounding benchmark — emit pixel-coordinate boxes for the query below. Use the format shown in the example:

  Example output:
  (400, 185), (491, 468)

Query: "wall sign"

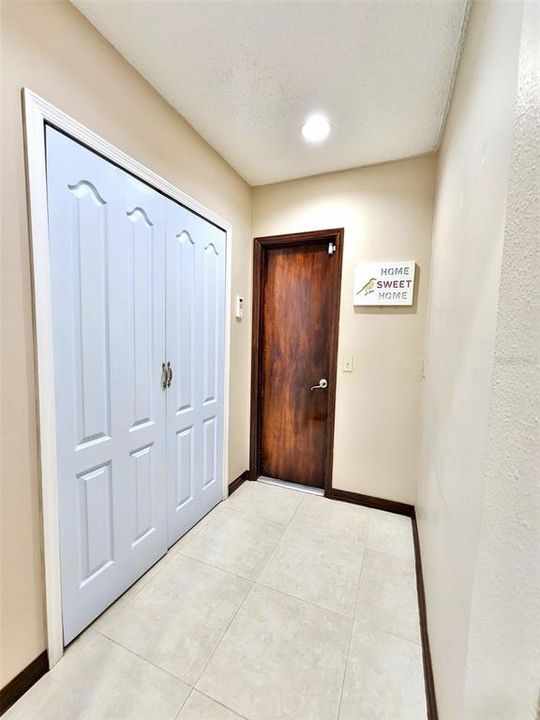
(354, 261), (416, 306)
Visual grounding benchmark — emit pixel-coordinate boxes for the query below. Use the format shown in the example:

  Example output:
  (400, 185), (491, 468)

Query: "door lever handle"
(310, 378), (328, 390)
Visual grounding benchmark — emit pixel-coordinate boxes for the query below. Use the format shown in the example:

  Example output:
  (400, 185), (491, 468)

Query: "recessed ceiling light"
(301, 114), (331, 143)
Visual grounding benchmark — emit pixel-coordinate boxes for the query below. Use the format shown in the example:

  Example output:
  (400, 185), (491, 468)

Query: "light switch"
(343, 355), (354, 373)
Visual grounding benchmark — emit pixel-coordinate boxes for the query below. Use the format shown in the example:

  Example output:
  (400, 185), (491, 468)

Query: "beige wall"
(0, 0), (252, 685)
(253, 156), (436, 504)
(416, 1), (529, 717)
(463, 2), (539, 716)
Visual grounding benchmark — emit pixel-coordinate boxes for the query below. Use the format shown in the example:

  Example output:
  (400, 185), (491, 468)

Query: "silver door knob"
(310, 378), (328, 390)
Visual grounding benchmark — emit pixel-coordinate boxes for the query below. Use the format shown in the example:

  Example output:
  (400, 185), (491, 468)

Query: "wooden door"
(251, 229), (343, 491)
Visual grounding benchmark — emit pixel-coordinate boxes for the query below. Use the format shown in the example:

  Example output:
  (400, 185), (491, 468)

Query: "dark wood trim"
(412, 511), (439, 720)
(249, 228), (344, 496)
(329, 487), (414, 517)
(330, 490), (437, 717)
(228, 470), (249, 496)
(0, 651), (48, 715)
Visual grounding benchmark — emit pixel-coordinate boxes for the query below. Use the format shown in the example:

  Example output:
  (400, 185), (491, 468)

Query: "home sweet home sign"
(353, 261), (416, 306)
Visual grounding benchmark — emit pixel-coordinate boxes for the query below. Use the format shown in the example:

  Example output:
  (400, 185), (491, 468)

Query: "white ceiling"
(72, 0), (468, 186)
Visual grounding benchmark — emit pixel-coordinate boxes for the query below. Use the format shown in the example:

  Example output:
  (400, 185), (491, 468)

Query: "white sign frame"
(353, 261), (416, 306)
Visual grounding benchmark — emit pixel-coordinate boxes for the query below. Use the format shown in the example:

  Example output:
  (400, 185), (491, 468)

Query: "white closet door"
(46, 128), (167, 643)
(165, 201), (226, 546)
(114, 172), (168, 580)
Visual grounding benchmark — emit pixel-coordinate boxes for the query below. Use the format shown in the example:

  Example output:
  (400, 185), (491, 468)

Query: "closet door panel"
(166, 203), (226, 546)
(46, 128), (167, 644)
(200, 234), (226, 501)
(175, 231), (196, 415)
(47, 128), (124, 643)
(115, 177), (168, 578)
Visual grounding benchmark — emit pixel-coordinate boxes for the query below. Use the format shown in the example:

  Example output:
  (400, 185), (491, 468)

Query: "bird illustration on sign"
(355, 277), (377, 296)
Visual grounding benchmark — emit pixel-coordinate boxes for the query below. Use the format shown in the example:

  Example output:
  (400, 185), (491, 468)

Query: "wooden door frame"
(22, 88), (233, 669)
(249, 228), (344, 497)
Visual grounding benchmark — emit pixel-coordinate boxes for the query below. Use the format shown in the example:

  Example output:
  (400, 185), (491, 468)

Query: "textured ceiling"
(72, 0), (468, 186)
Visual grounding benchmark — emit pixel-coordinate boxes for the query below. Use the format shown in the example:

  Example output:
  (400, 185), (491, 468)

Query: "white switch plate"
(235, 295), (244, 320)
(343, 355), (354, 372)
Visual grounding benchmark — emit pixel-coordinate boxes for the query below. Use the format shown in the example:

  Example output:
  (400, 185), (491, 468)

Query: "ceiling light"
(301, 114), (331, 143)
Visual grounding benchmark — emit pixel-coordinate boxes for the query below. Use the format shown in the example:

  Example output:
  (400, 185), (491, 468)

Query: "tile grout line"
(198, 689), (250, 720)
(225, 485), (305, 523)
(173, 687), (250, 720)
(336, 515), (372, 720)
(91, 503), (254, 696)
(354, 514), (422, 646)
(177, 501), (290, 581)
(187, 492), (308, 708)
(190, 581), (255, 691)
(173, 686), (194, 720)
(124, 492), (415, 717)
(255, 580), (355, 621)
(251, 492), (307, 583)
(95, 632), (190, 684)
(177, 550), (259, 583)
(254, 492), (370, 617)
(377, 626), (424, 648)
(85, 514), (211, 640)
(210, 502), (287, 530)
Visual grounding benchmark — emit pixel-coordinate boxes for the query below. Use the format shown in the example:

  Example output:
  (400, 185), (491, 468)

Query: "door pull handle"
(161, 362), (167, 390)
(166, 362), (173, 388)
(310, 378), (328, 390)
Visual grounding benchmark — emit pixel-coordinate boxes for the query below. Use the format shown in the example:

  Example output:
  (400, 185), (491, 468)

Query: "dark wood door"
(252, 230), (343, 490)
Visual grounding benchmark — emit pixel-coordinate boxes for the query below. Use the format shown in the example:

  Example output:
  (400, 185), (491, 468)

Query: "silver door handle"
(310, 378), (328, 390)
(161, 362), (167, 390)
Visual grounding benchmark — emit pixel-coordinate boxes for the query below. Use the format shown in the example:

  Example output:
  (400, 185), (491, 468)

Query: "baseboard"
(329, 488), (414, 517)
(329, 489), (437, 717)
(0, 651), (48, 715)
(412, 511), (439, 720)
(228, 470), (249, 496)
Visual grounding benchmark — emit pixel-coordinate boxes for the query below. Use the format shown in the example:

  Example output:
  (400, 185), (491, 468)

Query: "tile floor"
(6, 482), (426, 720)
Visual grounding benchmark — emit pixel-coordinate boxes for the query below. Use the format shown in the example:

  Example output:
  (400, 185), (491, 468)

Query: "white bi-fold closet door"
(46, 127), (226, 644)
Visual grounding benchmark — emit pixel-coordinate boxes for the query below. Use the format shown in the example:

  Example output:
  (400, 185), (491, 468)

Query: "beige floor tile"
(225, 481), (303, 525)
(7, 490), (426, 720)
(85, 507), (219, 639)
(339, 622), (426, 720)
(355, 549), (420, 643)
(289, 494), (370, 548)
(168, 504), (223, 556)
(99, 554), (251, 684)
(178, 690), (245, 720)
(180, 507), (284, 579)
(85, 550), (175, 636)
(258, 525), (364, 616)
(197, 584), (351, 720)
(366, 511), (415, 562)
(4, 633), (189, 720)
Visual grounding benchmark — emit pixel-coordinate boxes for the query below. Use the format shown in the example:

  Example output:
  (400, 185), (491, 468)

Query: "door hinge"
(328, 242), (336, 255)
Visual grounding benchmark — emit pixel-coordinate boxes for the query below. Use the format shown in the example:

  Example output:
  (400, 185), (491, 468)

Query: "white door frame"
(22, 88), (233, 669)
